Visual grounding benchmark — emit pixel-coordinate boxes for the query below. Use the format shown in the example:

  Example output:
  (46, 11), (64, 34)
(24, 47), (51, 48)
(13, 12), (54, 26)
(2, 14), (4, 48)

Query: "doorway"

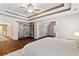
(0, 24), (7, 36)
(47, 21), (56, 37)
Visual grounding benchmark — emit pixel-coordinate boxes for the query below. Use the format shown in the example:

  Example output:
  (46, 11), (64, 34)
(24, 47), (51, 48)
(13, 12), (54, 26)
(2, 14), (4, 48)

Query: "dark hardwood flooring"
(0, 37), (36, 56)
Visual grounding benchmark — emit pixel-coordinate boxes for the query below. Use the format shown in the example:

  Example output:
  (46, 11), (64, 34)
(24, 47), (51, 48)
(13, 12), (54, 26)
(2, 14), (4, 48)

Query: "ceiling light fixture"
(20, 3), (40, 14)
(28, 9), (33, 12)
(27, 3), (33, 12)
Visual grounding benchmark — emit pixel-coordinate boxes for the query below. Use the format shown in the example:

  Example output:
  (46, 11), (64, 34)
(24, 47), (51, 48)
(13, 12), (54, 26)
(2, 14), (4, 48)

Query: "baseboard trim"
(18, 37), (34, 40)
(38, 35), (56, 39)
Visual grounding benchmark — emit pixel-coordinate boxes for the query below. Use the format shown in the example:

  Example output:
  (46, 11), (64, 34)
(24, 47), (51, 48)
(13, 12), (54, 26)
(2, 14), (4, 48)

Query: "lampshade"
(74, 32), (79, 37)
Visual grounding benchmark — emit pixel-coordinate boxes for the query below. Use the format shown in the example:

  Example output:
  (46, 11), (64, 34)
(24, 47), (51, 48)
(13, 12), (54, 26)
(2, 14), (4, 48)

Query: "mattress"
(5, 49), (23, 56)
(23, 37), (79, 56)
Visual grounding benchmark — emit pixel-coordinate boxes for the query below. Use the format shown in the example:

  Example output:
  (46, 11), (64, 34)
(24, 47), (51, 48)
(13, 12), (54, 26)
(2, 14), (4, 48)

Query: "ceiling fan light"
(28, 9), (33, 12)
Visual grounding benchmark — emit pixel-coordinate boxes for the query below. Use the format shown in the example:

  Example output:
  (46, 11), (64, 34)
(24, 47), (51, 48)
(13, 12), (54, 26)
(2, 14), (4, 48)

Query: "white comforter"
(23, 37), (79, 56)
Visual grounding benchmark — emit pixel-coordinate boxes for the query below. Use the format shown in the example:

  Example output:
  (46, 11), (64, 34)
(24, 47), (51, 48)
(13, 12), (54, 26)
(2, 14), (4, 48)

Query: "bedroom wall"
(34, 21), (56, 38)
(56, 13), (79, 39)
(36, 21), (56, 38)
(0, 13), (29, 40)
(34, 13), (79, 39)
(38, 22), (50, 37)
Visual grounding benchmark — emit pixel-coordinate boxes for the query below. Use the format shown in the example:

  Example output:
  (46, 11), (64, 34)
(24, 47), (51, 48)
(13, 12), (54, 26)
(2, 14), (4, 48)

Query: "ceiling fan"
(20, 3), (40, 14)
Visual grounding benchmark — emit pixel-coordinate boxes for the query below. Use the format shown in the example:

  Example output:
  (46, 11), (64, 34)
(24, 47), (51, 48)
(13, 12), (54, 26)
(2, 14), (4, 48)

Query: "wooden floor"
(0, 37), (36, 56)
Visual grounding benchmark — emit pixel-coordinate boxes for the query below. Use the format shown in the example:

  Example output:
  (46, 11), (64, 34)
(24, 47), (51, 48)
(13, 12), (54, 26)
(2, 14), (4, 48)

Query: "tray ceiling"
(0, 3), (71, 21)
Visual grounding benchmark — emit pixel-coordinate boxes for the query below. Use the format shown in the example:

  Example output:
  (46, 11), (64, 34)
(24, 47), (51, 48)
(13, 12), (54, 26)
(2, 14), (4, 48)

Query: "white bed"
(23, 37), (79, 56)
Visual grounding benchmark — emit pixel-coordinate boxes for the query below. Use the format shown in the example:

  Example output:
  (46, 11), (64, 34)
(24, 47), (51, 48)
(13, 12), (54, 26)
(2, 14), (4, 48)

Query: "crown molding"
(0, 10), (28, 21)
(5, 10), (27, 18)
(27, 4), (64, 18)
(29, 7), (71, 20)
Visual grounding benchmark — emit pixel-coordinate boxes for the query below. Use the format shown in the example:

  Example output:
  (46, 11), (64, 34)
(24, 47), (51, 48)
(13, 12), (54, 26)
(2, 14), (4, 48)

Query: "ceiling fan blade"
(32, 11), (37, 15)
(24, 10), (28, 13)
(34, 9), (40, 11)
(20, 4), (29, 9)
(20, 6), (25, 8)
